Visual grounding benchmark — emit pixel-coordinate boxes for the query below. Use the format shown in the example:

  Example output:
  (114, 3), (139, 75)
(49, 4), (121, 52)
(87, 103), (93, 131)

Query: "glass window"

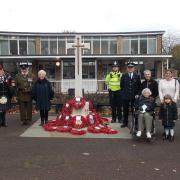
(93, 37), (100, 54)
(19, 40), (27, 55)
(10, 40), (18, 55)
(44, 63), (55, 79)
(123, 39), (130, 54)
(140, 39), (147, 54)
(50, 40), (57, 55)
(67, 38), (75, 55)
(0, 40), (9, 55)
(28, 40), (36, 55)
(63, 60), (75, 79)
(148, 38), (156, 54)
(101, 40), (108, 54)
(131, 39), (138, 54)
(110, 40), (117, 54)
(82, 60), (95, 79)
(41, 40), (49, 55)
(83, 38), (91, 55)
(58, 38), (66, 55)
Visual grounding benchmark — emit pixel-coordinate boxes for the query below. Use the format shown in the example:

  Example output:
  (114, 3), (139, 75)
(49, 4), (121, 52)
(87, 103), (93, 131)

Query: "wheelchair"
(129, 108), (156, 142)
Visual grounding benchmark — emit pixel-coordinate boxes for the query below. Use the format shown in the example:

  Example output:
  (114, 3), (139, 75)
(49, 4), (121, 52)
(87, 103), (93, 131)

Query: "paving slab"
(20, 116), (131, 139)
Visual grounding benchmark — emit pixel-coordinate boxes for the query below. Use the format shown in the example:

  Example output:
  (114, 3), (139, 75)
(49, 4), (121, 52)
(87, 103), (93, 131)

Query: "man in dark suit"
(120, 62), (141, 128)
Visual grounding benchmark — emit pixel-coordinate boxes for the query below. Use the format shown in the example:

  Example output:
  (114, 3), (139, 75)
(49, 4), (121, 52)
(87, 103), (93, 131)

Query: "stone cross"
(67, 35), (90, 97)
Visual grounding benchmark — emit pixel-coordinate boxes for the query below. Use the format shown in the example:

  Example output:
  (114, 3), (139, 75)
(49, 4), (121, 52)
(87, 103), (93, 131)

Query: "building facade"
(0, 31), (171, 93)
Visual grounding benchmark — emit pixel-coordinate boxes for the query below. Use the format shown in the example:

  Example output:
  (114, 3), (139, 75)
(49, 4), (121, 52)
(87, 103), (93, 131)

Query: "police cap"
(19, 62), (32, 69)
(127, 62), (135, 68)
(112, 61), (119, 67)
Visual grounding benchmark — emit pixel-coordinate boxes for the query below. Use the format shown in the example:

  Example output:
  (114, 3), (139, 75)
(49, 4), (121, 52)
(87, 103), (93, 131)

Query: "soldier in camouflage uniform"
(15, 62), (35, 125)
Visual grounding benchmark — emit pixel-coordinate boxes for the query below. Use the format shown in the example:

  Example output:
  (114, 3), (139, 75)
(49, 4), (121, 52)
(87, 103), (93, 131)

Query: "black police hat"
(127, 62), (135, 68)
(112, 61), (119, 67)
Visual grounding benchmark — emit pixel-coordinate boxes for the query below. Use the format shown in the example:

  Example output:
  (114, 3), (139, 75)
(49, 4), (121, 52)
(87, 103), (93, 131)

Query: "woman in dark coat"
(159, 94), (178, 141)
(32, 70), (54, 126)
(0, 65), (13, 127)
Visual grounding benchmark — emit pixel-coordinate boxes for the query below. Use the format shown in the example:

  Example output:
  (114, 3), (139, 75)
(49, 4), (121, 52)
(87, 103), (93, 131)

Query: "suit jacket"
(120, 72), (141, 100)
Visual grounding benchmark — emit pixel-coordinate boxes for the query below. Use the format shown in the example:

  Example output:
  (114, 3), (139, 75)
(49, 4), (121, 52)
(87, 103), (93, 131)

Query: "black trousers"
(0, 111), (6, 126)
(109, 90), (122, 122)
(122, 99), (135, 125)
(40, 109), (49, 123)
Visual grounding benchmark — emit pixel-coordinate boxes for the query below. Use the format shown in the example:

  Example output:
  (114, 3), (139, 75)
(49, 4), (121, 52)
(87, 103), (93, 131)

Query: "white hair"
(38, 70), (46, 77)
(143, 70), (151, 75)
(141, 88), (152, 95)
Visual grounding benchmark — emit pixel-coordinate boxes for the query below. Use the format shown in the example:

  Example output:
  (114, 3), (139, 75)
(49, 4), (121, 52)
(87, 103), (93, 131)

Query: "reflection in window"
(41, 40), (49, 55)
(63, 61), (75, 79)
(19, 40), (27, 55)
(82, 61), (95, 79)
(101, 40), (108, 54)
(44, 63), (55, 79)
(148, 38), (156, 54)
(140, 39), (147, 54)
(58, 40), (66, 54)
(131, 40), (138, 54)
(0, 40), (9, 55)
(93, 37), (100, 54)
(67, 38), (75, 55)
(123, 39), (130, 54)
(50, 40), (57, 55)
(10, 40), (18, 55)
(28, 40), (36, 55)
(110, 40), (117, 54)
(83, 39), (91, 55)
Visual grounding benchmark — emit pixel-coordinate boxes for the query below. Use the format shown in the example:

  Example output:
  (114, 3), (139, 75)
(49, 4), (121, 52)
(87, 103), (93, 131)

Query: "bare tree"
(162, 31), (180, 54)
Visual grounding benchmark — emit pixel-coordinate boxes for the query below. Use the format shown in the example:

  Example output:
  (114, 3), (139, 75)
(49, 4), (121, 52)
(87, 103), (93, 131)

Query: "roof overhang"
(0, 54), (172, 62)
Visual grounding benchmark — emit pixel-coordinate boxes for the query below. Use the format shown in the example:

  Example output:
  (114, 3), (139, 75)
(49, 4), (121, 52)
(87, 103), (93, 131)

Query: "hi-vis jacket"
(105, 71), (122, 91)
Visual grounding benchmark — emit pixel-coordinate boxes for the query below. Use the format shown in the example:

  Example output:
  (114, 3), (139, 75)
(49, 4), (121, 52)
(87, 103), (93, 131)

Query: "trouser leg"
(44, 110), (49, 124)
(138, 114), (144, 131)
(116, 91), (122, 122)
(123, 100), (129, 125)
(144, 113), (152, 133)
(26, 101), (32, 122)
(1, 111), (7, 127)
(0, 112), (3, 127)
(109, 91), (116, 121)
(19, 101), (26, 123)
(40, 110), (45, 125)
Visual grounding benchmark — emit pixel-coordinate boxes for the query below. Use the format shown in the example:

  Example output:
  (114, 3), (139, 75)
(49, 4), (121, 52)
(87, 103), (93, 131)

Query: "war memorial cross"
(67, 35), (90, 97)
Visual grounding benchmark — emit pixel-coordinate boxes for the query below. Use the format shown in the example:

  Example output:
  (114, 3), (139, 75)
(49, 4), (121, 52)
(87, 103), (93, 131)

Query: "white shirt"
(159, 78), (179, 102)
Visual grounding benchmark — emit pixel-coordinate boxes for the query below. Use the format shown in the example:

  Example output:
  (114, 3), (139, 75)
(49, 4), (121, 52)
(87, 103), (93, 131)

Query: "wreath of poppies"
(68, 97), (86, 109)
(43, 97), (118, 135)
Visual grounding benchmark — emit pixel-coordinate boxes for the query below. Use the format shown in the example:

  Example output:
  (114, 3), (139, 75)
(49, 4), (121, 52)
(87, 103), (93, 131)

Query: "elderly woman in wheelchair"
(134, 88), (156, 139)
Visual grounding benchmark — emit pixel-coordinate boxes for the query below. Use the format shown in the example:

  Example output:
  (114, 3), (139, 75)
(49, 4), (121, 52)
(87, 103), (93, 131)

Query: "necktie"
(129, 73), (132, 79)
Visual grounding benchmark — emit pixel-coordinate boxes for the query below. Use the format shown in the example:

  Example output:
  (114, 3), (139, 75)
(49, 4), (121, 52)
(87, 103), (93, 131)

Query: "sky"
(0, 0), (180, 34)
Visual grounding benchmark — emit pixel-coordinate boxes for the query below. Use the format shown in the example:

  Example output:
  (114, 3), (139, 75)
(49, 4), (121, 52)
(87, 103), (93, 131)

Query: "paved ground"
(0, 113), (180, 180)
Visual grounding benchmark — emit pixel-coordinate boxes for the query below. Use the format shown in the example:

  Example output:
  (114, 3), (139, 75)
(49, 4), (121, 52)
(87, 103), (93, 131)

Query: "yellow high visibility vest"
(105, 71), (122, 91)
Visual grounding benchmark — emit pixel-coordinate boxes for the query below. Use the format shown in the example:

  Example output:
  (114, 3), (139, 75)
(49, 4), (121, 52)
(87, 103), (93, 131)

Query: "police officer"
(105, 61), (122, 123)
(120, 62), (141, 128)
(15, 62), (35, 125)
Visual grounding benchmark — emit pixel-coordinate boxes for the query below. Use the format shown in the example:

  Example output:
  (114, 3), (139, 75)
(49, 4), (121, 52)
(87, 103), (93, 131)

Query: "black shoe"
(111, 120), (116, 123)
(121, 124), (127, 128)
(169, 135), (174, 142)
(1, 124), (8, 127)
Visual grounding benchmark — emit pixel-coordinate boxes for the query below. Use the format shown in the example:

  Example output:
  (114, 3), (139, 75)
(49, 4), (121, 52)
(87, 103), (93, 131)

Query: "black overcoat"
(141, 79), (158, 98)
(0, 76), (12, 111)
(32, 79), (54, 111)
(120, 73), (141, 100)
(159, 102), (178, 127)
